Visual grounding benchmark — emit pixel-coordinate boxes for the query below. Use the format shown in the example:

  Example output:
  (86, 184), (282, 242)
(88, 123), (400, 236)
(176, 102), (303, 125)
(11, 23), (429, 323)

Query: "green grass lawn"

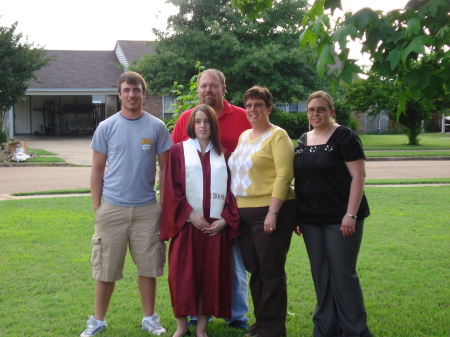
(359, 133), (450, 150)
(25, 156), (66, 163)
(365, 178), (450, 185)
(1, 186), (449, 336)
(8, 147), (65, 163)
(27, 148), (57, 156)
(9, 177), (450, 197)
(365, 150), (450, 157)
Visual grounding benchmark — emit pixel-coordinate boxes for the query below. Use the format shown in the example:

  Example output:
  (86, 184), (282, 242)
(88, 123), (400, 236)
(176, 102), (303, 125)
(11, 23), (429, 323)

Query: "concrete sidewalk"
(1, 136), (449, 198)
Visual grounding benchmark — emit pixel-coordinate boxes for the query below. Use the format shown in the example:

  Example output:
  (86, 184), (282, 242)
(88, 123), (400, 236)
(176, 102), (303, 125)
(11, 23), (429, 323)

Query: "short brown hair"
(307, 91), (334, 110)
(243, 86), (273, 107)
(197, 69), (226, 87)
(186, 104), (222, 156)
(117, 71), (146, 93)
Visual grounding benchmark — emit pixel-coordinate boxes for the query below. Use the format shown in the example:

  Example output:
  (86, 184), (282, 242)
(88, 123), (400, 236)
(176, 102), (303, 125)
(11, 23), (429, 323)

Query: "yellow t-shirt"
(229, 126), (296, 208)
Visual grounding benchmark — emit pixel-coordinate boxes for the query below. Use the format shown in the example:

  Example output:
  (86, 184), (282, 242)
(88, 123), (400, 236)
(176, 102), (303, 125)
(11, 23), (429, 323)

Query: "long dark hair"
(186, 104), (222, 155)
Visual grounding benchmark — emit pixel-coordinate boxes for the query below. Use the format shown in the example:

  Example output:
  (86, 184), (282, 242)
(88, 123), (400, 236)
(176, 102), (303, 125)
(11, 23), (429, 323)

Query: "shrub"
(0, 131), (7, 145)
(293, 112), (310, 137)
(334, 100), (353, 128)
(162, 118), (177, 133)
(0, 143), (13, 165)
(348, 116), (358, 131)
(164, 62), (203, 133)
(269, 108), (309, 139)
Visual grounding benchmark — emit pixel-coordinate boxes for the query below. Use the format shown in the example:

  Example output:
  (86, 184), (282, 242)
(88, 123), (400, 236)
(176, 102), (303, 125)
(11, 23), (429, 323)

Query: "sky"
(2, 0), (408, 54)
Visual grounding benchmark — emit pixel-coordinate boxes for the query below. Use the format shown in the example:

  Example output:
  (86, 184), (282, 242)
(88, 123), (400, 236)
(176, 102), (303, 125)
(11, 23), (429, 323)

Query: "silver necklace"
(312, 125), (332, 143)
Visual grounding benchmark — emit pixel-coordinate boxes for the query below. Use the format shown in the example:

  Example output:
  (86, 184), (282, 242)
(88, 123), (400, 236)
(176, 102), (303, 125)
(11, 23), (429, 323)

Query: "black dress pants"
(238, 199), (297, 337)
(299, 220), (373, 337)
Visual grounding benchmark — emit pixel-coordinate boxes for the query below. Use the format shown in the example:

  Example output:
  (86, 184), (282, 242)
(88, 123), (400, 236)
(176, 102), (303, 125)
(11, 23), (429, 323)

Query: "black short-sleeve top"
(294, 125), (370, 225)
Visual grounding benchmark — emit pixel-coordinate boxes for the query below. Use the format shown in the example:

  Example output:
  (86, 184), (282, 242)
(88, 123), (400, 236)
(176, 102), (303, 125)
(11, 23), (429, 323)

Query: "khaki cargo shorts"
(91, 201), (166, 282)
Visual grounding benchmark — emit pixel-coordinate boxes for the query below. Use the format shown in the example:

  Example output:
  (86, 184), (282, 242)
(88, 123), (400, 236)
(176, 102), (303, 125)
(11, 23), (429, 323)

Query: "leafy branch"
(298, 0), (450, 117)
(164, 62), (204, 132)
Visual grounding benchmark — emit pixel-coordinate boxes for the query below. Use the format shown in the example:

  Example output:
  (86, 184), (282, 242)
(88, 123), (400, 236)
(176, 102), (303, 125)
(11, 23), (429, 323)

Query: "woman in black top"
(294, 91), (372, 337)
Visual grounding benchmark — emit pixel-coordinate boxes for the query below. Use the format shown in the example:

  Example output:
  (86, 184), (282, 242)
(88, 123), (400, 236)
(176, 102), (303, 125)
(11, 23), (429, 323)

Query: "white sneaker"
(80, 315), (106, 336)
(142, 313), (166, 335)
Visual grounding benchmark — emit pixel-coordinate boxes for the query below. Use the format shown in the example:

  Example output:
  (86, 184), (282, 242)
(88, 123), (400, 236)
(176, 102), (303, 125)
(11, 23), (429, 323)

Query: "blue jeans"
(223, 243), (249, 323)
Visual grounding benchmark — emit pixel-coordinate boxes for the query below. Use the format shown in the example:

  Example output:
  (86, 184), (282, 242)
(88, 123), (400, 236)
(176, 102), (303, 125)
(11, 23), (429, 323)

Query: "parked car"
(445, 116), (450, 132)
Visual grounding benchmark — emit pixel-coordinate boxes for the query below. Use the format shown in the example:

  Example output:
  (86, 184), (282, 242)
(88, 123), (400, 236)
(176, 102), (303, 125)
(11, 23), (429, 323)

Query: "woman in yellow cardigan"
(228, 86), (297, 337)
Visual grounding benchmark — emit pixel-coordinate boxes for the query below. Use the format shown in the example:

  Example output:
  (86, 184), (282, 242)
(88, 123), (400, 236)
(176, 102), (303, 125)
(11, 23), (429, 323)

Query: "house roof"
(115, 40), (155, 66)
(29, 50), (122, 91)
(27, 40), (156, 95)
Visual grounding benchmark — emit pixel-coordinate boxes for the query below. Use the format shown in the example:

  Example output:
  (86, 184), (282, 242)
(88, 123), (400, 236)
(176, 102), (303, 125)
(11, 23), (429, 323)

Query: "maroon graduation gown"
(160, 143), (240, 318)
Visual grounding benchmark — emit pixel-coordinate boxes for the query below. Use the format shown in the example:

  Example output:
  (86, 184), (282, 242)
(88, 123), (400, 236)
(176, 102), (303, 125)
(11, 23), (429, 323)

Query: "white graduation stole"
(183, 138), (227, 219)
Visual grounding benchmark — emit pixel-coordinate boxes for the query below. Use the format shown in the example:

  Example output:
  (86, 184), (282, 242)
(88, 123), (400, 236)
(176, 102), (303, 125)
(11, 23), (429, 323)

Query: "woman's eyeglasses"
(245, 102), (265, 109)
(307, 107), (329, 114)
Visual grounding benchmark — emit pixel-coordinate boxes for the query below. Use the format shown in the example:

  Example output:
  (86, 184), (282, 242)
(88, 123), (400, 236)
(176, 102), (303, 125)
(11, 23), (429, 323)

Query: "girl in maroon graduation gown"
(161, 104), (241, 337)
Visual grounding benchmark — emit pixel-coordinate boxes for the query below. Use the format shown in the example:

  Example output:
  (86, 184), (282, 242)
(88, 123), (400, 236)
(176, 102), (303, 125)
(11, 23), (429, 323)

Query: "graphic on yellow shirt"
(141, 138), (151, 150)
(230, 130), (272, 197)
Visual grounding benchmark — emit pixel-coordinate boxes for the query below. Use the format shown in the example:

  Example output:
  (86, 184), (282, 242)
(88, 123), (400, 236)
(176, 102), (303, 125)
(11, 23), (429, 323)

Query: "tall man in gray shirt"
(80, 72), (172, 337)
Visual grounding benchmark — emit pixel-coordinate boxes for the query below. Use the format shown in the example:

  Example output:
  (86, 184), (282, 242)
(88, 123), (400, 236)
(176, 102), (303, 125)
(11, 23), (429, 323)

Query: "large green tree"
(345, 75), (434, 144)
(0, 21), (51, 143)
(234, 0), (449, 117)
(132, 0), (330, 105)
(236, 0), (449, 117)
(0, 23), (51, 137)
